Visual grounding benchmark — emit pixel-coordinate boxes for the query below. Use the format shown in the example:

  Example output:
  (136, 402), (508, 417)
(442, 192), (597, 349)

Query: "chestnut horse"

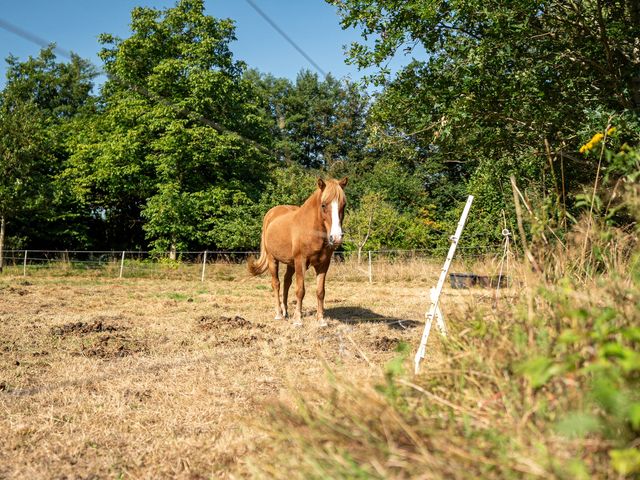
(248, 177), (348, 326)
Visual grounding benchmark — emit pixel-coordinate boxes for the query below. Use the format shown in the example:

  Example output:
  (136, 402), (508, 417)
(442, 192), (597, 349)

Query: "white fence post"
(414, 195), (474, 374)
(368, 251), (372, 283)
(119, 251), (125, 279)
(201, 250), (208, 282)
(23, 250), (27, 276)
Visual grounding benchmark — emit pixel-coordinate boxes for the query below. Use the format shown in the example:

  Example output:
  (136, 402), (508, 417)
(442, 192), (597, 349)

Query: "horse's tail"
(248, 230), (269, 276)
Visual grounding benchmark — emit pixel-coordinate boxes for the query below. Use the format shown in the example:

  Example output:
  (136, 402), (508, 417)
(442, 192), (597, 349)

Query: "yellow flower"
(580, 130), (609, 154)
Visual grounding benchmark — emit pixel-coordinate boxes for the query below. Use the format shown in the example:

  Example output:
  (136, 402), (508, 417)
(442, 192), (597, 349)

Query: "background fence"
(0, 247), (512, 284)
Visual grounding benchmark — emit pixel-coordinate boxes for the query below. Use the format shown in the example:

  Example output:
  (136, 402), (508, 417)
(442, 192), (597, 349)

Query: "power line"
(244, 0), (328, 78)
(0, 18), (73, 59)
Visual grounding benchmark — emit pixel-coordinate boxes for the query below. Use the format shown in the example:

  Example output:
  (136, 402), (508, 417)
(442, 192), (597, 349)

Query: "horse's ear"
(339, 177), (348, 188)
(317, 178), (326, 190)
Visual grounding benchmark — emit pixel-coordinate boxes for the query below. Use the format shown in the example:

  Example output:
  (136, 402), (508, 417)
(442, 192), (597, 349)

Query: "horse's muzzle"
(329, 234), (343, 246)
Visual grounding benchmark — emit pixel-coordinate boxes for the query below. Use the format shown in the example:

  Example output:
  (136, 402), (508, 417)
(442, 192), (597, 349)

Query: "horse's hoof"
(292, 320), (303, 327)
(275, 314), (284, 320)
(318, 319), (328, 328)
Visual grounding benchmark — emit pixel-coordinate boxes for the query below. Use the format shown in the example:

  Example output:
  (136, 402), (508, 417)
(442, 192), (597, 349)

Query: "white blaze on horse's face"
(329, 200), (343, 246)
(319, 177), (347, 247)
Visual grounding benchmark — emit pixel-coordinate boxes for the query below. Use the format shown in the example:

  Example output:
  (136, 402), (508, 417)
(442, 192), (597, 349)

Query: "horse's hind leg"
(281, 265), (294, 318)
(268, 257), (284, 320)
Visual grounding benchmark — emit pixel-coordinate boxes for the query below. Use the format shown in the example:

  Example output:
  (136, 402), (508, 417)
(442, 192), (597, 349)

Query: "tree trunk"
(0, 216), (5, 273)
(169, 242), (177, 261)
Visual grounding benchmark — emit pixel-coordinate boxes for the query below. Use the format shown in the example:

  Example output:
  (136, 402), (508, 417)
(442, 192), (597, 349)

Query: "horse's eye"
(321, 204), (326, 210)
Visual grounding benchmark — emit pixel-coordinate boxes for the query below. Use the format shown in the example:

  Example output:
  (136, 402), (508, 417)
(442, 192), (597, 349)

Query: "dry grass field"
(0, 260), (503, 479)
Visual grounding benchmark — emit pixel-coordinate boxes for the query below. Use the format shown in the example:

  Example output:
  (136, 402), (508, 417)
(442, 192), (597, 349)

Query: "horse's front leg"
(292, 258), (306, 326)
(315, 263), (329, 327)
(282, 265), (294, 318)
(268, 257), (284, 320)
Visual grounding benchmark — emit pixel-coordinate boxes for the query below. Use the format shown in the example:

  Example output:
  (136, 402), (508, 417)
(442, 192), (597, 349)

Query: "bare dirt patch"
(1, 286), (30, 296)
(196, 315), (271, 348)
(372, 335), (400, 351)
(50, 318), (124, 336)
(195, 314), (256, 330)
(79, 333), (143, 358)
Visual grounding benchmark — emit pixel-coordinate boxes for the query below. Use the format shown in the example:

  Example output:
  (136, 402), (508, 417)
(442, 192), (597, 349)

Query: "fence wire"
(0, 247), (509, 283)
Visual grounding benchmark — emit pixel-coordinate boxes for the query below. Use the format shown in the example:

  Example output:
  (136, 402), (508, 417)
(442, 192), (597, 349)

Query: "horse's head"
(317, 177), (348, 247)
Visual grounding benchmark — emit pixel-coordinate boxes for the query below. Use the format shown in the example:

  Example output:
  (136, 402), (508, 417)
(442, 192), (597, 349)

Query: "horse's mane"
(320, 180), (346, 204)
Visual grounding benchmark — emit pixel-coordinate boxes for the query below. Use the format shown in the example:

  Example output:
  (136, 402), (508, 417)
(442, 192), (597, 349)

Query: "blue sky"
(0, 0), (378, 88)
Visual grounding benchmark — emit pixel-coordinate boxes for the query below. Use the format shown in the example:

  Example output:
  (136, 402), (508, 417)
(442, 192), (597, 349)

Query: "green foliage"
(375, 342), (410, 407)
(247, 69), (369, 169)
(256, 163), (318, 209)
(344, 190), (439, 255)
(66, 0), (271, 250)
(555, 412), (601, 439)
(610, 448), (640, 476)
(330, 0), (640, 245)
(0, 46), (96, 249)
(0, 99), (49, 219)
(514, 356), (566, 389)
(342, 158), (441, 254)
(512, 275), (640, 474)
(2, 0), (639, 255)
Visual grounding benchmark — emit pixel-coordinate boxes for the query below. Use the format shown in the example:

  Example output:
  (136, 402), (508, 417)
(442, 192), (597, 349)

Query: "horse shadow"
(324, 306), (421, 330)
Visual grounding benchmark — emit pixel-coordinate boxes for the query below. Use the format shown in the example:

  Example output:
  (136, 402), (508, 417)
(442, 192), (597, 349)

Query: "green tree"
(329, 0), (640, 243)
(0, 99), (50, 270)
(0, 46), (95, 263)
(344, 192), (397, 261)
(344, 189), (440, 258)
(248, 69), (369, 169)
(69, 0), (271, 252)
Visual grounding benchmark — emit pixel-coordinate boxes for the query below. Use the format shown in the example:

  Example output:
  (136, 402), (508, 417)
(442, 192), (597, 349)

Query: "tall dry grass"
(248, 220), (640, 479)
